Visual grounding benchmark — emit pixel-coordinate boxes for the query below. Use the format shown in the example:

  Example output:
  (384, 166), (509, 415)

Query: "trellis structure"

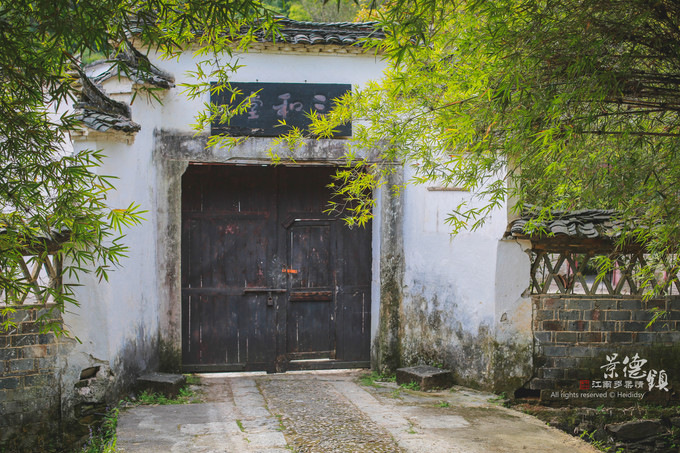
(0, 231), (67, 306)
(527, 249), (680, 296)
(1, 254), (63, 305)
(506, 210), (680, 296)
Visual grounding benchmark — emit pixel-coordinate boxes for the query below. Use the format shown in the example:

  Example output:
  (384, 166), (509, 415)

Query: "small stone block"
(137, 372), (186, 398)
(395, 365), (454, 391)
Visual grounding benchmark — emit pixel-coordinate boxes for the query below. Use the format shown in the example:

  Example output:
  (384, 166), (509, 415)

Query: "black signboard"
(210, 82), (352, 137)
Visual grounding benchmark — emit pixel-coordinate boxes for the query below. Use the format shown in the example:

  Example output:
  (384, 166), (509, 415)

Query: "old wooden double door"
(181, 164), (371, 372)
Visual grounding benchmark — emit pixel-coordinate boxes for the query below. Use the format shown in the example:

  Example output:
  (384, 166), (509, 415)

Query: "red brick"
(587, 309), (601, 321)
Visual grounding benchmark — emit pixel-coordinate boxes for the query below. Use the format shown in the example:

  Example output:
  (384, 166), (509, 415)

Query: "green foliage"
(292, 0), (680, 296)
(288, 3), (313, 21)
(0, 0), (279, 334)
(399, 381), (420, 391)
(326, 157), (383, 228)
(79, 406), (119, 453)
(135, 386), (199, 405)
(359, 371), (396, 387)
(262, 0), (363, 22)
(646, 307), (668, 329)
(434, 400), (450, 407)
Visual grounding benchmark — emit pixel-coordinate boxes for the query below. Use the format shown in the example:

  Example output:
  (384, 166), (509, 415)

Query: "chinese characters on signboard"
(210, 82), (352, 137)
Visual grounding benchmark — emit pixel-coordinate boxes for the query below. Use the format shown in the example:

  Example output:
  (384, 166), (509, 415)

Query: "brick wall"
(0, 307), (62, 452)
(530, 295), (680, 401)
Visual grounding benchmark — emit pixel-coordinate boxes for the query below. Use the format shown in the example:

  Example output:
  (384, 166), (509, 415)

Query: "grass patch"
(488, 392), (508, 405)
(359, 371), (396, 388)
(78, 406), (119, 453)
(76, 375), (202, 452)
(275, 414), (285, 432)
(185, 374), (201, 386)
(406, 421), (417, 434)
(435, 401), (450, 408)
(135, 386), (199, 405)
(579, 429), (624, 452)
(399, 381), (421, 391)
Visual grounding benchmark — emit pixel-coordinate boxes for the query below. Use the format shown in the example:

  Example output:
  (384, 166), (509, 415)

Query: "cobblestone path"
(116, 370), (599, 453)
(258, 375), (402, 453)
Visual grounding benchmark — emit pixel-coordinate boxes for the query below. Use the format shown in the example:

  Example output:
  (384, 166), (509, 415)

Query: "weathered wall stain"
(400, 283), (532, 394)
(59, 322), (159, 450)
(374, 168), (405, 373)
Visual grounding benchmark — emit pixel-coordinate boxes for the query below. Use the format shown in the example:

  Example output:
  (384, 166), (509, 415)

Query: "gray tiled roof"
(255, 19), (383, 46)
(507, 209), (624, 240)
(75, 74), (140, 134)
(77, 20), (379, 135)
(77, 109), (141, 133)
(88, 62), (175, 89)
(85, 44), (175, 89)
(126, 18), (383, 46)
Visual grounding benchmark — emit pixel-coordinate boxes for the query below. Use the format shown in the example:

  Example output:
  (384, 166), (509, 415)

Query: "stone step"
(396, 365), (454, 391)
(137, 372), (186, 398)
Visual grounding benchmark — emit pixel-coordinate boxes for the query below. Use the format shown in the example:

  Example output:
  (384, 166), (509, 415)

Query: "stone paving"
(116, 370), (599, 453)
(259, 376), (401, 452)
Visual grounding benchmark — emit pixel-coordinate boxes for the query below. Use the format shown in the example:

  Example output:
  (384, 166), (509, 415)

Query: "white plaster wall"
(65, 92), (167, 391)
(399, 161), (532, 387)
(495, 238), (532, 343)
(64, 124), (158, 369)
(401, 163), (508, 328)
(64, 42), (532, 392)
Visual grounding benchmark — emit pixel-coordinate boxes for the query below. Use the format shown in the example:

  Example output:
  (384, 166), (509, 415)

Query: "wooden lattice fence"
(530, 250), (680, 296)
(0, 253), (63, 306)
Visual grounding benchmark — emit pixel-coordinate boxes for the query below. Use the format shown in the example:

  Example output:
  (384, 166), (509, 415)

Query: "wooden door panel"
(182, 294), (276, 367)
(336, 289), (371, 361)
(287, 300), (332, 358)
(289, 224), (331, 288)
(183, 215), (271, 288)
(286, 222), (334, 359)
(182, 164), (371, 371)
